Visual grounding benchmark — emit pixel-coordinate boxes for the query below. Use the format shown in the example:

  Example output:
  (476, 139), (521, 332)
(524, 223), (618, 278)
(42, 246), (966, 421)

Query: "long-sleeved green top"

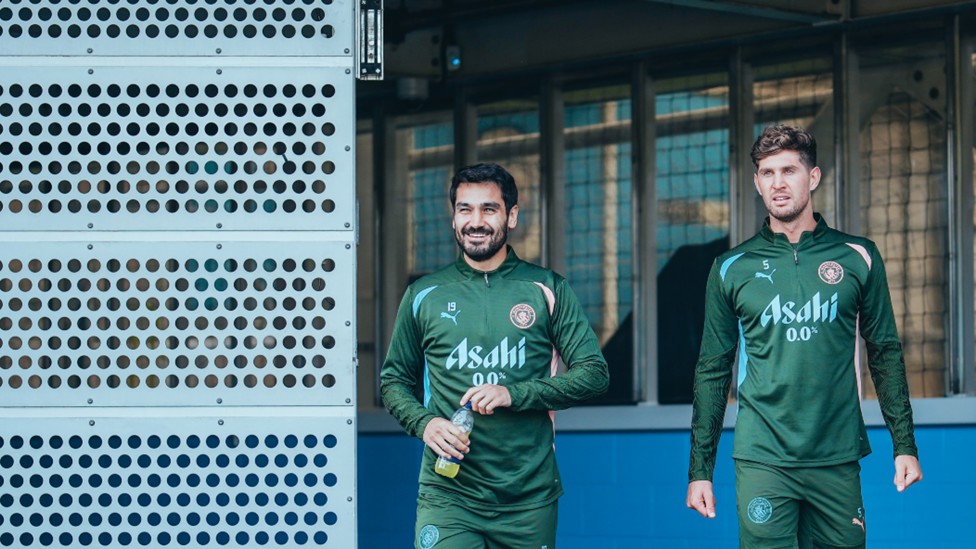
(689, 215), (918, 481)
(382, 247), (609, 511)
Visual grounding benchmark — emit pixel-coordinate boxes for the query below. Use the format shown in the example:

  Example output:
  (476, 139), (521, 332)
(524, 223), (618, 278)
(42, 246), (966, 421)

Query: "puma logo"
(852, 518), (864, 532)
(754, 269), (776, 283)
(440, 310), (460, 325)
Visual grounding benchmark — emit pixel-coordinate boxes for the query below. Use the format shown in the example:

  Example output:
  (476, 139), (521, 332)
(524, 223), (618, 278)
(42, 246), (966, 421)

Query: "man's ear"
(507, 205), (519, 230)
(809, 166), (822, 192)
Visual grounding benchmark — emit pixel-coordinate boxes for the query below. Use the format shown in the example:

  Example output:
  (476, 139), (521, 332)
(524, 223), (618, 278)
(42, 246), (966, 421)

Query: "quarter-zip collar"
(759, 213), (828, 249)
(454, 245), (521, 286)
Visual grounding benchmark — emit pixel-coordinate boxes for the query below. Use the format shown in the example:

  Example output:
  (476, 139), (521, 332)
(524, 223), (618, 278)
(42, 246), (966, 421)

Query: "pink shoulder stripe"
(532, 282), (560, 440)
(532, 281), (556, 314)
(846, 243), (872, 270)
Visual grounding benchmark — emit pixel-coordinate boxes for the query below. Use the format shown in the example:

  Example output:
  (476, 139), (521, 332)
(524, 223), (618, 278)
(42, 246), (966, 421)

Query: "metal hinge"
(356, 0), (383, 80)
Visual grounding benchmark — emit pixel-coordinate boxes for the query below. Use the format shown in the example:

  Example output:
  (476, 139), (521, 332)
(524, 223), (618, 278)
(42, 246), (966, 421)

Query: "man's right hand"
(686, 480), (717, 518)
(422, 417), (470, 461)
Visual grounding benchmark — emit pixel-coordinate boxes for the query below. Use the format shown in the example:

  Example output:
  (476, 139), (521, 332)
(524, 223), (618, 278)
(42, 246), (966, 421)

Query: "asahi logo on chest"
(760, 292), (838, 326)
(445, 337), (526, 370)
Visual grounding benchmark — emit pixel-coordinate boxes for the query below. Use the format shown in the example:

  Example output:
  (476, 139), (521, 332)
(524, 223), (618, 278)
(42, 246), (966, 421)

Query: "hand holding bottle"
(433, 403), (474, 478)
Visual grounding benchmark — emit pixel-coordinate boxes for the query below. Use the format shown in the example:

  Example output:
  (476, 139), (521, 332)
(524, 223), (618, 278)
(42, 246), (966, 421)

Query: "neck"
(769, 212), (817, 243)
(463, 246), (508, 272)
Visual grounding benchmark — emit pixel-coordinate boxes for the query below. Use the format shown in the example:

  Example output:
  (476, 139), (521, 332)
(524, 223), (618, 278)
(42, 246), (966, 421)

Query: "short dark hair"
(750, 124), (817, 171)
(450, 163), (518, 213)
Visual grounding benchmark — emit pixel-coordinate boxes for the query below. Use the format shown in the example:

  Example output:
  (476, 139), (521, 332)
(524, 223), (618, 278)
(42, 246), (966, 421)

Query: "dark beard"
(456, 226), (508, 262)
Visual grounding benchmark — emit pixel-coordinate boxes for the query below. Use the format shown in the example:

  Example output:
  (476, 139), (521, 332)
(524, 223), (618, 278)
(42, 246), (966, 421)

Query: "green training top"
(381, 247), (609, 511)
(689, 215), (918, 481)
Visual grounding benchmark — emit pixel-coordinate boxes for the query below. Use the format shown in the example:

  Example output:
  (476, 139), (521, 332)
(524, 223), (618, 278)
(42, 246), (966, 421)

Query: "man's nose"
(469, 209), (484, 225)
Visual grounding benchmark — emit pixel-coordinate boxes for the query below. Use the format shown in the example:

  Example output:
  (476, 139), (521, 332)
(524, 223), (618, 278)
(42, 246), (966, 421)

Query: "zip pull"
(793, 247), (798, 265)
(484, 272), (490, 287)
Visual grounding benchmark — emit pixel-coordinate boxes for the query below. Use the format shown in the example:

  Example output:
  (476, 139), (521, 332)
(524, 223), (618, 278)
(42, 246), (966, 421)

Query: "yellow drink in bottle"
(434, 403), (473, 479)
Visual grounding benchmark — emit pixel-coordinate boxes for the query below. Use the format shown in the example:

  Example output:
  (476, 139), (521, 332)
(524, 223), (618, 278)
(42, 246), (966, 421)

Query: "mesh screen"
(0, 417), (354, 548)
(860, 91), (947, 398)
(0, 0), (350, 57)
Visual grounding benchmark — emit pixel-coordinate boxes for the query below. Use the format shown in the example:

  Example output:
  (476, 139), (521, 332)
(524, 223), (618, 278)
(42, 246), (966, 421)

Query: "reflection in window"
(563, 86), (634, 404)
(656, 80), (731, 404)
(403, 120), (455, 277)
(476, 99), (542, 265)
(754, 65), (836, 225)
(859, 46), (948, 398)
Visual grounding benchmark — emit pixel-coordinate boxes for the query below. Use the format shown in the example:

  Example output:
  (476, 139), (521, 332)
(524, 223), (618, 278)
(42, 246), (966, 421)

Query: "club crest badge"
(419, 525), (439, 548)
(818, 261), (844, 285)
(509, 303), (536, 329)
(747, 497), (773, 524)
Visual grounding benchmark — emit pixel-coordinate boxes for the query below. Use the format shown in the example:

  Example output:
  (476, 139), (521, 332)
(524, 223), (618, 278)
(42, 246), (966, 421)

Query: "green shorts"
(414, 492), (558, 549)
(735, 460), (866, 549)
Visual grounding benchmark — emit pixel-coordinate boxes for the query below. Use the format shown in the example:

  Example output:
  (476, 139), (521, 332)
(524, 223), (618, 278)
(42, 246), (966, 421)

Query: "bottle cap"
(463, 402), (472, 409)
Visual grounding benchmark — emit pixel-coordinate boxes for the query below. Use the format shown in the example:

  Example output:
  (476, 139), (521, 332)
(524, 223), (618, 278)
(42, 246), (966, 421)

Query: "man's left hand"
(461, 384), (512, 415)
(894, 454), (923, 492)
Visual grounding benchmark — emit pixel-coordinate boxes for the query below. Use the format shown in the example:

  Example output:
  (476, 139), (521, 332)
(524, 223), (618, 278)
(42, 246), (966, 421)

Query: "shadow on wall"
(597, 236), (730, 405)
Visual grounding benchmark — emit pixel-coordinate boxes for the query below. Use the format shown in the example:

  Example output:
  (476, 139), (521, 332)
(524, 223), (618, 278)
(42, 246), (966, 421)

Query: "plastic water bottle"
(434, 403), (474, 479)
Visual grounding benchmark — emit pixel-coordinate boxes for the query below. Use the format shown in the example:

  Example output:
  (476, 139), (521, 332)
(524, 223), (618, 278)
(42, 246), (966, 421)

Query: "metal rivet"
(346, 419), (353, 424)
(345, 398), (351, 404)
(87, 244), (93, 250)
(216, 223), (223, 229)
(347, 496), (353, 502)
(87, 223), (93, 229)
(216, 244), (223, 250)
(87, 48), (93, 54)
(87, 399), (93, 404)
(344, 222), (350, 228)
(216, 48), (222, 54)
(217, 398), (223, 404)
(345, 244), (351, 249)
(345, 146), (351, 151)
(345, 321), (351, 326)
(344, 48), (350, 54)
(216, 69), (222, 75)
(88, 69), (94, 74)
(89, 420), (95, 426)
(345, 69), (351, 74)
(218, 419), (224, 425)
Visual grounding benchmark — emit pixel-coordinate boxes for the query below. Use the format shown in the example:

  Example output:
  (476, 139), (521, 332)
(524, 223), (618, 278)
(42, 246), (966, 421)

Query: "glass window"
(656, 75), (731, 404)
(562, 85), (634, 404)
(476, 99), (543, 265)
(754, 61), (836, 225)
(401, 118), (455, 278)
(859, 44), (948, 398)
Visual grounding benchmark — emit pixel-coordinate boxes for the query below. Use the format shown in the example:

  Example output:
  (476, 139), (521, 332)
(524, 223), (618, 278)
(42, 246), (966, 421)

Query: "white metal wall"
(0, 1), (358, 547)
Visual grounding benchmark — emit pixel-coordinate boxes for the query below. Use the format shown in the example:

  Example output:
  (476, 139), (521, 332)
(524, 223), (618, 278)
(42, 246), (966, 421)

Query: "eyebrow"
(455, 200), (502, 209)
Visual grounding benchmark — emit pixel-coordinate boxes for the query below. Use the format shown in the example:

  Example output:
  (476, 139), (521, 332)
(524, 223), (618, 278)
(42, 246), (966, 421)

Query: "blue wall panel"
(359, 425), (975, 548)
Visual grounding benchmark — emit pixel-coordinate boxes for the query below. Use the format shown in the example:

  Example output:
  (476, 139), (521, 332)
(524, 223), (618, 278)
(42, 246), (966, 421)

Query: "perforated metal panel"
(0, 240), (354, 407)
(0, 0), (353, 57)
(0, 415), (355, 548)
(0, 0), (360, 546)
(0, 66), (355, 231)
